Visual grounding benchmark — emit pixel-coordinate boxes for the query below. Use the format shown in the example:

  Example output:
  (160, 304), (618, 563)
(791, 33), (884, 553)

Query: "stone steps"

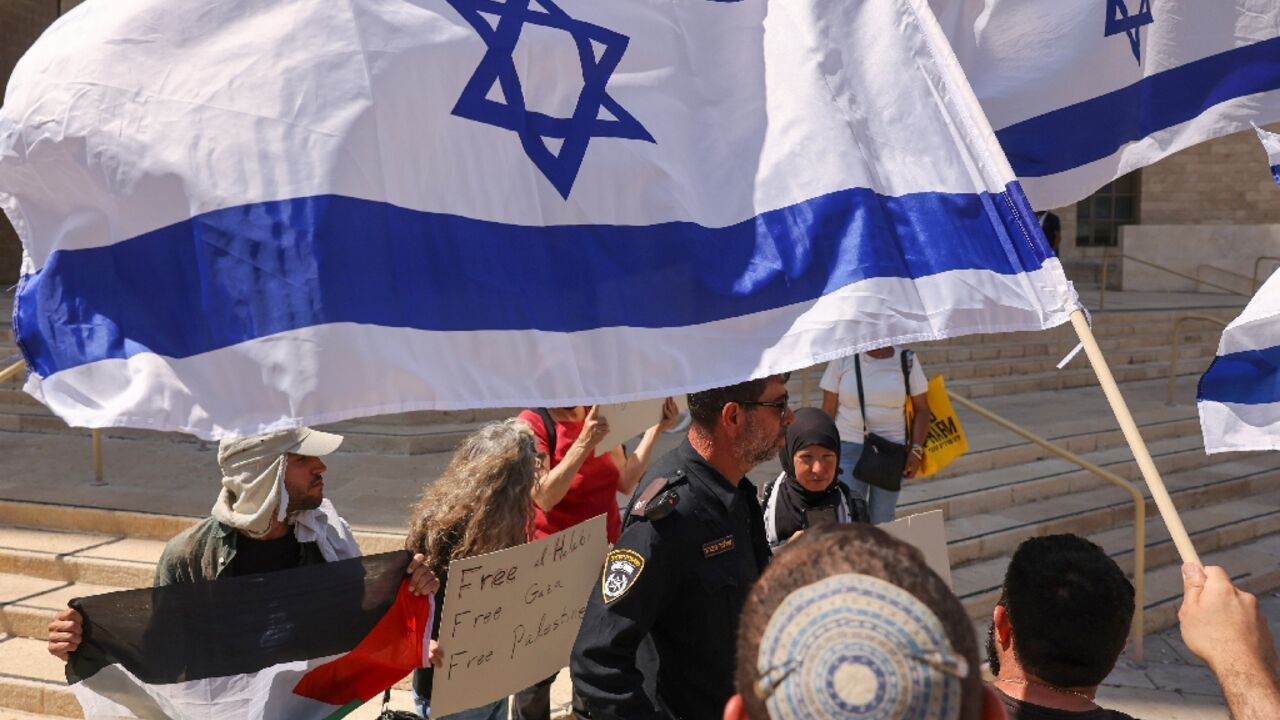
(953, 488), (1280, 626)
(945, 459), (1280, 632)
(901, 434), (1217, 522)
(928, 343), (1217, 382)
(944, 356), (1211, 399)
(946, 456), (1279, 565)
(934, 414), (1202, 481)
(912, 329), (1221, 365)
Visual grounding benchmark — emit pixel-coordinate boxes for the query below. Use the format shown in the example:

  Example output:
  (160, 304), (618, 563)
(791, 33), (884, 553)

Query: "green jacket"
(154, 516), (326, 586)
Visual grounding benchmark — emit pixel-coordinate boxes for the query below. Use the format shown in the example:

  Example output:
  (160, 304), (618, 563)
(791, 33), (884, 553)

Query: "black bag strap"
(900, 350), (913, 442)
(381, 688), (392, 709)
(853, 354), (869, 440)
(534, 408), (558, 468)
(901, 349), (912, 396)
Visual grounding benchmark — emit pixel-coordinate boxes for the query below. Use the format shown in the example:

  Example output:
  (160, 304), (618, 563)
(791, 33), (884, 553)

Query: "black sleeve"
(571, 520), (680, 720)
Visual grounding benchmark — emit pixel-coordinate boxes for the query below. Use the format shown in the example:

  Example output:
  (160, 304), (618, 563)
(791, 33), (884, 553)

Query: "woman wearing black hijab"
(760, 407), (870, 546)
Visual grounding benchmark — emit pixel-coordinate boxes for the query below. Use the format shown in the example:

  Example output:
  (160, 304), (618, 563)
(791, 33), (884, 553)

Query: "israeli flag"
(1199, 272), (1280, 453)
(0, 0), (1076, 439)
(933, 0), (1280, 209)
(1258, 124), (1280, 186)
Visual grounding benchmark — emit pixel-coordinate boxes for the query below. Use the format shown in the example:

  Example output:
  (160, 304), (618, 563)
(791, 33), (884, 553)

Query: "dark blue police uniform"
(570, 439), (771, 720)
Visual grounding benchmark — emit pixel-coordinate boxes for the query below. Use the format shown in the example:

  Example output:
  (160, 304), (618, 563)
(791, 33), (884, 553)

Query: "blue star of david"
(1105, 0), (1154, 65)
(446, 0), (655, 199)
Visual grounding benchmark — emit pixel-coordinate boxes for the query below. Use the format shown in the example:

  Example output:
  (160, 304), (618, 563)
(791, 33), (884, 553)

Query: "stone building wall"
(1140, 122), (1280, 226)
(0, 0), (60, 284)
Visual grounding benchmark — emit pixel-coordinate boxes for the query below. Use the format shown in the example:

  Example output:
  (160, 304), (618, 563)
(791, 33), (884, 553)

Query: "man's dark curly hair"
(999, 534), (1134, 687)
(686, 374), (789, 430)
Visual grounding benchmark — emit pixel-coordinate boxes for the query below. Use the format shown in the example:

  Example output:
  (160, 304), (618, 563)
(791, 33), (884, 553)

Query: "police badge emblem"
(601, 548), (645, 604)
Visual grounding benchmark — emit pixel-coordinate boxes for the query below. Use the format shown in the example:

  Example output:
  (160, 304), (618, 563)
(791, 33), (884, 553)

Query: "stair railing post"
(1099, 254), (1109, 310)
(91, 429), (106, 486)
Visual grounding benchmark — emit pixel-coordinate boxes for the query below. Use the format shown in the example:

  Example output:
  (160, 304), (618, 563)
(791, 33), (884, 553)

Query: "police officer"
(571, 375), (794, 720)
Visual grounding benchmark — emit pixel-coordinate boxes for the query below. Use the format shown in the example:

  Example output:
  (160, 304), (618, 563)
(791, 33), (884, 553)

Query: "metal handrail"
(1253, 256), (1280, 293)
(1195, 264), (1252, 293)
(1166, 315), (1228, 405)
(948, 391), (1146, 660)
(0, 359), (105, 484)
(0, 359), (25, 385)
(1099, 253), (1247, 310)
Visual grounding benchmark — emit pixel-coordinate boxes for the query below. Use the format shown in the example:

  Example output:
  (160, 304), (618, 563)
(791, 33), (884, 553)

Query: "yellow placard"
(905, 375), (968, 477)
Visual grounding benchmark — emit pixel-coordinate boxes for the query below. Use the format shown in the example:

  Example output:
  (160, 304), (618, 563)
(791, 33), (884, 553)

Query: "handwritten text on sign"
(431, 514), (607, 716)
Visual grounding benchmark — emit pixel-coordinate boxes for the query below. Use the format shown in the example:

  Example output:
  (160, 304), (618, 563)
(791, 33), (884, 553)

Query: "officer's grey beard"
(738, 413), (783, 469)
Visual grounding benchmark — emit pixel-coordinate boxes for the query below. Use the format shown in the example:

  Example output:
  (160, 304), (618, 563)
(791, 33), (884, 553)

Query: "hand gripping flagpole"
(1070, 310), (1202, 566)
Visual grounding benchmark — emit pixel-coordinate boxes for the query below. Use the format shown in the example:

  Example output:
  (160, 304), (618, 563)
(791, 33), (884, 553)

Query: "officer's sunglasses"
(738, 393), (790, 412)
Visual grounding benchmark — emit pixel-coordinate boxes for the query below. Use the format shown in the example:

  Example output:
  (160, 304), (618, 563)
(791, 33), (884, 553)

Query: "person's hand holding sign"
(575, 405), (609, 453)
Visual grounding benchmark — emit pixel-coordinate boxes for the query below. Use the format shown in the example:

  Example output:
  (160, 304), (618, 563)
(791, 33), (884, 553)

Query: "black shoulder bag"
(851, 352), (912, 492)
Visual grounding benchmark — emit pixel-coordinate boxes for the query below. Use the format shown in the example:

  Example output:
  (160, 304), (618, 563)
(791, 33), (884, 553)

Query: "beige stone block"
(78, 537), (165, 564)
(0, 604), (53, 641)
(0, 528), (111, 556)
(0, 575), (61, 604)
(0, 675), (45, 715)
(0, 637), (65, 683)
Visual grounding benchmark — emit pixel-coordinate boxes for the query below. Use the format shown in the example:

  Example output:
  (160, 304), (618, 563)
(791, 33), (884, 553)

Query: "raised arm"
(531, 406), (608, 511)
(1179, 563), (1280, 720)
(903, 392), (929, 479)
(619, 398), (680, 496)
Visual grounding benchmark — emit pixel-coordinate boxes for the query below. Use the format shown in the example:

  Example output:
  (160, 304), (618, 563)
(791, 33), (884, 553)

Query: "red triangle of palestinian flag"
(65, 551), (433, 719)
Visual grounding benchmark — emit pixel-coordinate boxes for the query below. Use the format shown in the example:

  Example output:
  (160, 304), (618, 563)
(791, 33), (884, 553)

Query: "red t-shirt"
(519, 409), (623, 543)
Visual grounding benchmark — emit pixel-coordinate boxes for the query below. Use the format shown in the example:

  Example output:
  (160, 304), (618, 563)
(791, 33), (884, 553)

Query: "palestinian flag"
(67, 551), (433, 719)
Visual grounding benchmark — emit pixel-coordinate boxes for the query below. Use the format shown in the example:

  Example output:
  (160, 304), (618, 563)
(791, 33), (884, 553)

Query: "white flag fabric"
(1199, 271), (1280, 454)
(0, 0), (1077, 439)
(1258, 124), (1280, 186)
(932, 0), (1280, 209)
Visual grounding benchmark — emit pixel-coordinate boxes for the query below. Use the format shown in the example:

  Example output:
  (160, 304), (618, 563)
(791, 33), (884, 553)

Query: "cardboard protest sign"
(880, 510), (952, 589)
(596, 396), (687, 452)
(431, 515), (607, 716)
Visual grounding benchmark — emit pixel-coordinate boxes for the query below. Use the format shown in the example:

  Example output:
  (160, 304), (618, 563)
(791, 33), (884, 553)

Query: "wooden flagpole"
(1070, 310), (1201, 565)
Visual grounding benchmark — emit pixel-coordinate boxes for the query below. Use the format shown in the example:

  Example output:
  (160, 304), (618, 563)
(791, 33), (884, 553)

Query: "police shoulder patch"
(601, 548), (645, 604)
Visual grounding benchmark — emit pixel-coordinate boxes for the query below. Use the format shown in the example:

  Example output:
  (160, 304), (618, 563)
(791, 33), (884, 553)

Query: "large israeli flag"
(1199, 272), (1280, 453)
(932, 1), (1280, 209)
(0, 0), (1076, 439)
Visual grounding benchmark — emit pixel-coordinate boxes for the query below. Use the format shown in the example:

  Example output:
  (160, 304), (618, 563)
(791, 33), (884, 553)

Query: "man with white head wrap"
(200, 427), (358, 578)
(726, 524), (1007, 720)
(47, 427), (439, 661)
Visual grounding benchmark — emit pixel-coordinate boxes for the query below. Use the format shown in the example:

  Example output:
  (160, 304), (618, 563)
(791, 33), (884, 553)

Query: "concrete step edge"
(944, 466), (1279, 566)
(902, 438), (1219, 518)
(955, 505), (1280, 621)
(0, 672), (81, 717)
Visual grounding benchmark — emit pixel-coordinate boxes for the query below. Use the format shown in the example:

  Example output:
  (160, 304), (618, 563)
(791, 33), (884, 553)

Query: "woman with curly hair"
(406, 419), (543, 720)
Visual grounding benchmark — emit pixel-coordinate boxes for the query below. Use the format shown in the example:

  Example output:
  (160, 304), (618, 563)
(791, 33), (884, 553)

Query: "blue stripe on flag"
(1271, 163), (1280, 186)
(1198, 345), (1280, 405)
(16, 184), (1050, 378)
(997, 36), (1280, 178)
